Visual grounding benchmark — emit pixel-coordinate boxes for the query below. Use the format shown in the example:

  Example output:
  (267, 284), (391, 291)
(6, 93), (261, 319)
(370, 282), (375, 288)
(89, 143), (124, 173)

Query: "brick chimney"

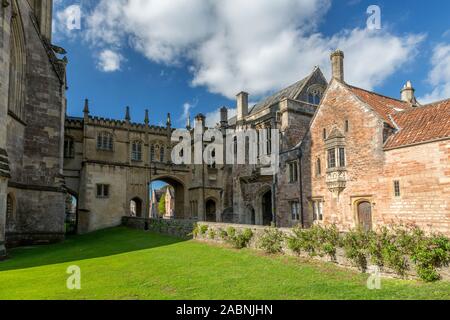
(236, 92), (249, 122)
(331, 50), (345, 82)
(401, 81), (417, 105)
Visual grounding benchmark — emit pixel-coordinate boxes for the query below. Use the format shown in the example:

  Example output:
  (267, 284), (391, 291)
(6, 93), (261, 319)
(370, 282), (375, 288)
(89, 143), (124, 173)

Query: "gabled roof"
(249, 75), (310, 115)
(346, 83), (450, 149)
(347, 85), (412, 127)
(385, 98), (450, 149)
(228, 67), (325, 125)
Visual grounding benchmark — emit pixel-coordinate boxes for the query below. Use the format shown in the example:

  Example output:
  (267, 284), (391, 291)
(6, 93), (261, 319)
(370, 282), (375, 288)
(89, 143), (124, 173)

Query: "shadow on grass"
(0, 227), (186, 272)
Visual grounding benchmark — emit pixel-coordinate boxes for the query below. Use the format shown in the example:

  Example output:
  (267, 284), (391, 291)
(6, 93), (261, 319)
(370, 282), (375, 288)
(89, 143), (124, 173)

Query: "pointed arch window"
(160, 146), (165, 163)
(97, 132), (114, 151)
(8, 4), (27, 120)
(307, 85), (324, 105)
(131, 140), (142, 161)
(64, 137), (75, 158)
(150, 145), (156, 162)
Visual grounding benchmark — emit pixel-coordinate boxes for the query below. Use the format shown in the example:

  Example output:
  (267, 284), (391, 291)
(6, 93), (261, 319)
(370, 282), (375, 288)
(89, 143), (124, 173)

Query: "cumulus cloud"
(419, 43), (450, 104)
(97, 50), (123, 72)
(179, 101), (197, 124)
(79, 0), (424, 98)
(53, 3), (82, 40)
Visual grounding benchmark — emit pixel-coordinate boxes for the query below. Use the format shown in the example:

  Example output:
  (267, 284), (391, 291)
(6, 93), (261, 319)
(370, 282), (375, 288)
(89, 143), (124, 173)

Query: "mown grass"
(0, 227), (449, 300)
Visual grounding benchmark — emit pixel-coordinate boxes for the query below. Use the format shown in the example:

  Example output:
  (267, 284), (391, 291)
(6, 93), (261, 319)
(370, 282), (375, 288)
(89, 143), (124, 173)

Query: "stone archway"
(130, 197), (143, 217)
(150, 175), (188, 219)
(205, 198), (217, 222)
(65, 191), (78, 235)
(253, 186), (273, 226)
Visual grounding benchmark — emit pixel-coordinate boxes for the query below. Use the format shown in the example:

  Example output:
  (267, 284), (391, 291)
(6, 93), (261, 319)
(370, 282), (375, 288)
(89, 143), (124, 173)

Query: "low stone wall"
(194, 222), (450, 282)
(122, 217), (196, 239)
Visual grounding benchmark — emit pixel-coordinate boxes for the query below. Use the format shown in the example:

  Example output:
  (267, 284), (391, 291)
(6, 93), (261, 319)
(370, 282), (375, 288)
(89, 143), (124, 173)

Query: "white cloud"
(81, 0), (424, 99)
(53, 3), (82, 40)
(179, 101), (197, 124)
(97, 50), (123, 72)
(419, 43), (450, 104)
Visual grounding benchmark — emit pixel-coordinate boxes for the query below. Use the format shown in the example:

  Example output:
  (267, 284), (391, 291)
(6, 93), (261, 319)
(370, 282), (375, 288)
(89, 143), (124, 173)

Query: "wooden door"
(358, 201), (372, 232)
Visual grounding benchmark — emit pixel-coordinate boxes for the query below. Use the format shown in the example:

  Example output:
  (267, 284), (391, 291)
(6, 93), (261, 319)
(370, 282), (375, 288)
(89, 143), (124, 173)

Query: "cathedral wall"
(2, 0), (66, 246)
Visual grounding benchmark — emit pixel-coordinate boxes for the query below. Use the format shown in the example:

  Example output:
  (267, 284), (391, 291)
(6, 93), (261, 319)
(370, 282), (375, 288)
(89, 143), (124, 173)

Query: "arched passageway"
(205, 199), (217, 222)
(65, 192), (78, 235)
(262, 190), (273, 226)
(130, 197), (143, 217)
(150, 176), (186, 219)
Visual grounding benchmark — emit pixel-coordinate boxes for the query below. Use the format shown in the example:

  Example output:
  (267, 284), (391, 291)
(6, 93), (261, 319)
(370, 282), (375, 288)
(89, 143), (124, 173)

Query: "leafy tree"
(158, 194), (166, 216)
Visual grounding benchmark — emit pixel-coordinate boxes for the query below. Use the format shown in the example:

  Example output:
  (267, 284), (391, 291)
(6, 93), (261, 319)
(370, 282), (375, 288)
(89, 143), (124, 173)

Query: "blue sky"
(54, 0), (450, 128)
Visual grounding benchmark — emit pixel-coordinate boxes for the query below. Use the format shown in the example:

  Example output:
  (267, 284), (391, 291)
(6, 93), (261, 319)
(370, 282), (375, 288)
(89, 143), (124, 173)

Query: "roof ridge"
(347, 84), (408, 104)
(422, 97), (450, 107)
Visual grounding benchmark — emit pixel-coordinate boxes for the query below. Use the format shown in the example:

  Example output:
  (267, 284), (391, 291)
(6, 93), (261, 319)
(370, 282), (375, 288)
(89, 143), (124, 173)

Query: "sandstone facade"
(307, 53), (450, 235)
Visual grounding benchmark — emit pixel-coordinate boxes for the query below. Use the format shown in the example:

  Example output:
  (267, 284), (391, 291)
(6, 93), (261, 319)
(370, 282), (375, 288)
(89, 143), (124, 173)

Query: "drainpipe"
(272, 174), (277, 227)
(297, 148), (305, 228)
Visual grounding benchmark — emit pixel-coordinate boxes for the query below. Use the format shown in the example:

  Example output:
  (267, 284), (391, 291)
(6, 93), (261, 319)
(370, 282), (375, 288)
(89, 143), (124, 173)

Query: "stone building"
(220, 67), (328, 227)
(305, 51), (450, 235)
(62, 67), (327, 232)
(149, 185), (175, 218)
(1, 0), (67, 258)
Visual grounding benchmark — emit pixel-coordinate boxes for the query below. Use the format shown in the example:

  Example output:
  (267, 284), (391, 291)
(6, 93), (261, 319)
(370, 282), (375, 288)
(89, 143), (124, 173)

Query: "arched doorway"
(65, 192), (78, 235)
(150, 176), (186, 219)
(130, 197), (143, 217)
(205, 199), (217, 222)
(262, 190), (273, 226)
(357, 201), (372, 232)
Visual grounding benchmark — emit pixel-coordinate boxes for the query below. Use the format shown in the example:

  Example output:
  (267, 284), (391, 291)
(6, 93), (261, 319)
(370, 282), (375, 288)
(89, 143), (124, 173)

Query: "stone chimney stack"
(331, 50), (345, 82)
(220, 107), (228, 127)
(195, 113), (206, 130)
(401, 81), (417, 105)
(236, 92), (249, 123)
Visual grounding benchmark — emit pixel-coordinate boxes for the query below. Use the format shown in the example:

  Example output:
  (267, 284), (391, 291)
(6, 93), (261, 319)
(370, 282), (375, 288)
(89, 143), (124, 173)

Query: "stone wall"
(1, 0), (67, 251)
(194, 222), (450, 282)
(122, 216), (196, 239)
(308, 80), (450, 236)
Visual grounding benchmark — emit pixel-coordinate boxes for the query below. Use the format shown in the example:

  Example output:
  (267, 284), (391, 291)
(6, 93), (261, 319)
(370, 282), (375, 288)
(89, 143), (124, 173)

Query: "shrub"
(208, 229), (216, 240)
(191, 224), (199, 238)
(218, 229), (228, 240)
(411, 234), (450, 282)
(200, 225), (209, 236)
(342, 228), (370, 271)
(259, 227), (284, 254)
(287, 225), (339, 260)
(227, 228), (254, 249)
(367, 227), (409, 276)
(227, 227), (236, 238)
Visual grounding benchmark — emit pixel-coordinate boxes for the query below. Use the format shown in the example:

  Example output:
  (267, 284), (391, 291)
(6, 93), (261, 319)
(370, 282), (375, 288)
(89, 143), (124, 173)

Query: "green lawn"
(0, 227), (449, 300)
